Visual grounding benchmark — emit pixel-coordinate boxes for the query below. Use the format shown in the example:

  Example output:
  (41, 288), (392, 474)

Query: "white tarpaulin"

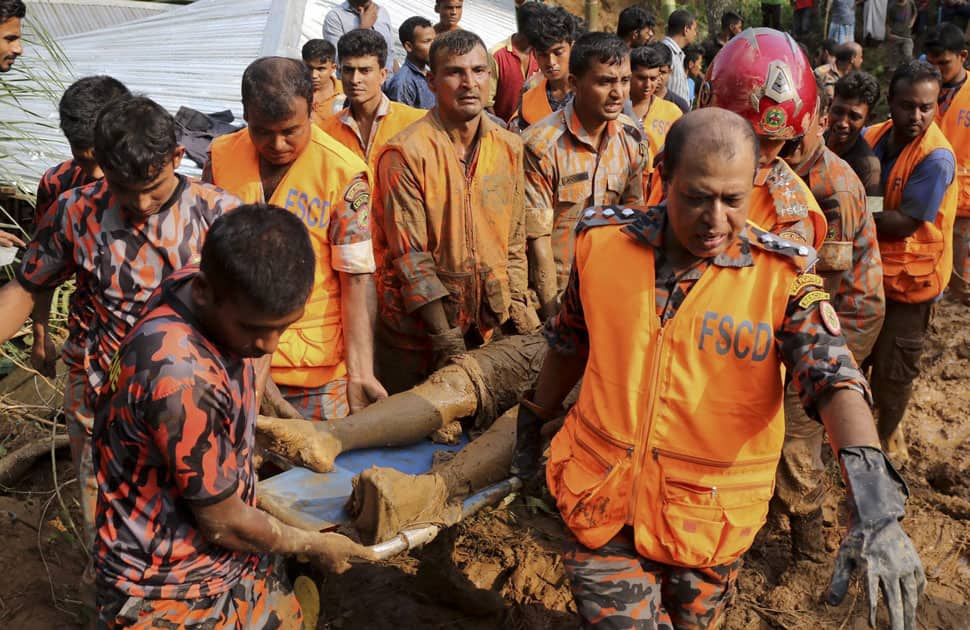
(0, 0), (515, 192)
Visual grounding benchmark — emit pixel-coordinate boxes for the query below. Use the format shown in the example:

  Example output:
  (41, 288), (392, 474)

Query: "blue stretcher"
(257, 435), (469, 531)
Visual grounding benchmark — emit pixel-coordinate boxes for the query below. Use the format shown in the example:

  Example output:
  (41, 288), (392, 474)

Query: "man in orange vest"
(375, 30), (538, 394)
(924, 23), (970, 304)
(205, 57), (387, 420)
(320, 29), (424, 266)
(511, 4), (582, 132)
(863, 60), (957, 463)
(522, 32), (649, 320)
(777, 87), (886, 562)
(630, 44), (682, 206)
(511, 107), (924, 629)
(699, 28), (827, 250)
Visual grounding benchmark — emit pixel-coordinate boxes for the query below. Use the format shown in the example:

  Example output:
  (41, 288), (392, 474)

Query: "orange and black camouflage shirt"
(93, 268), (261, 599)
(792, 144), (885, 360)
(17, 176), (240, 406)
(522, 101), (650, 290)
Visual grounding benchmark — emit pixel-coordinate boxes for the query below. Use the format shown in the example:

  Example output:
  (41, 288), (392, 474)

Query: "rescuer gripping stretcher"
(510, 108), (925, 630)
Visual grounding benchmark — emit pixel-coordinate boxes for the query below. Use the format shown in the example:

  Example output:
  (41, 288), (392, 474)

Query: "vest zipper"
(576, 408), (635, 452)
(627, 327), (665, 524)
(573, 433), (615, 471)
(652, 447), (779, 468)
(665, 477), (773, 501)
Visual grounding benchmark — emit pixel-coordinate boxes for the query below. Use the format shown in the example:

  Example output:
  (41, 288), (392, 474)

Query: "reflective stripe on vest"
(936, 78), (970, 217)
(864, 120), (957, 303)
(209, 126), (355, 387)
(545, 224), (797, 567)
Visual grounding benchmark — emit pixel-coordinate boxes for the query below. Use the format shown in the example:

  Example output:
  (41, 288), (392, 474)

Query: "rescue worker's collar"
(428, 105), (502, 140)
(621, 204), (754, 268)
(754, 158), (787, 187)
(564, 100), (617, 151)
(790, 141), (826, 179)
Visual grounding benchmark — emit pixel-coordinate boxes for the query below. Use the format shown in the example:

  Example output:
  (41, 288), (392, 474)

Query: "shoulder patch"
(574, 205), (643, 234)
(621, 121), (645, 142)
(789, 273), (825, 295)
(747, 222), (819, 271)
(767, 161), (811, 221)
(522, 120), (566, 156)
(799, 290), (831, 309)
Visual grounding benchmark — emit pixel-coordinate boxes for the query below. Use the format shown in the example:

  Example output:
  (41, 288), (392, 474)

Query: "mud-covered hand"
(827, 447), (925, 630)
(429, 327), (466, 369)
(506, 299), (542, 335)
(308, 532), (376, 574)
(260, 379), (305, 420)
(30, 331), (57, 378)
(347, 376), (388, 414)
(510, 392), (555, 482)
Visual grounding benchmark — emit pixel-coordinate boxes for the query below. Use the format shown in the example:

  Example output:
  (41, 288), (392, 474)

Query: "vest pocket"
(548, 415), (632, 544)
(654, 449), (775, 567)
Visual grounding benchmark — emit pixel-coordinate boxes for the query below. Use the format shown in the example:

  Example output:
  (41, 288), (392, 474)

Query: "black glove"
(827, 446), (925, 630)
(509, 395), (546, 482)
(429, 327), (466, 369)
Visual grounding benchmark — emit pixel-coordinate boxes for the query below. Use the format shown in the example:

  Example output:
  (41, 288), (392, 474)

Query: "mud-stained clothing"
(377, 111), (530, 352)
(952, 217), (970, 296)
(522, 101), (649, 290)
(35, 158), (98, 224)
(564, 529), (741, 629)
(96, 550), (303, 629)
(828, 132), (882, 196)
(777, 144), (885, 518)
(17, 176), (237, 414)
(93, 269), (261, 600)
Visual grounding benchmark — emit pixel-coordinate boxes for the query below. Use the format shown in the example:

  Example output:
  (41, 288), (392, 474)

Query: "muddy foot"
(431, 420), (463, 445)
(256, 415), (342, 472)
(882, 425), (910, 469)
(347, 467), (462, 544)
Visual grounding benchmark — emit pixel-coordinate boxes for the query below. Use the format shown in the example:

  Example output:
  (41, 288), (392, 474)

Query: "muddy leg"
(348, 409), (518, 544)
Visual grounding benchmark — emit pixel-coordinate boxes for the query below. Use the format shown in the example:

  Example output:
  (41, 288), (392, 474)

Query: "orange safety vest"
(864, 120), (957, 303)
(547, 220), (809, 568)
(641, 98), (682, 205)
(935, 77), (970, 217)
(519, 78), (555, 129)
(209, 126), (368, 387)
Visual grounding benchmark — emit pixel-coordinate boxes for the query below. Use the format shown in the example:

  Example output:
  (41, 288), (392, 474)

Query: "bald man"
(512, 109), (924, 629)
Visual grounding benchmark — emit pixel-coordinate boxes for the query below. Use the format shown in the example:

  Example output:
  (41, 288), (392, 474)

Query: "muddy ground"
(1, 298), (968, 629)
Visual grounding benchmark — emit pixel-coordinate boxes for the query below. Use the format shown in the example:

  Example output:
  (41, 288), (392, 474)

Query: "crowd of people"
(1, 0), (968, 627)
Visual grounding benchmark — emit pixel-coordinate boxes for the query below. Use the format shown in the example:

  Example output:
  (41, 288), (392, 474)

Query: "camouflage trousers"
(278, 377), (349, 421)
(96, 554), (304, 629)
(563, 529), (742, 629)
(950, 216), (970, 298)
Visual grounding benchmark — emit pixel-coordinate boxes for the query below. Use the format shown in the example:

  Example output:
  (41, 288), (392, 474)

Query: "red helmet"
(698, 28), (818, 140)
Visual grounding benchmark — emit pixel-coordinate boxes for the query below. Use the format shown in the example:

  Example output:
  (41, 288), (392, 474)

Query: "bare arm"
(528, 237), (559, 319)
(29, 291), (57, 377)
(0, 279), (37, 342)
(817, 388), (881, 454)
(874, 210), (922, 239)
(531, 346), (587, 411)
(340, 271), (387, 413)
(192, 494), (373, 573)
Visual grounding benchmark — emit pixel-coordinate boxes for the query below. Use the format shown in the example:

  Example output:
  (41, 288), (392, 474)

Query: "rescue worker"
(375, 30), (538, 394)
(302, 39), (345, 125)
(0, 96), (240, 546)
(205, 57), (386, 419)
(93, 205), (374, 628)
(321, 29), (424, 266)
(864, 60), (957, 463)
(512, 107), (925, 630)
(699, 28), (827, 250)
(629, 45), (683, 206)
(826, 71), (883, 195)
(776, 86), (886, 561)
(29, 76), (132, 379)
(512, 4), (582, 131)
(523, 32), (648, 319)
(0, 0), (23, 73)
(648, 42), (690, 113)
(924, 23), (970, 303)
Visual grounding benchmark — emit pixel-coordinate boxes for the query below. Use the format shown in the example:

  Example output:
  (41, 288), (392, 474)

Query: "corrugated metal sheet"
(23, 0), (174, 39)
(0, 0), (514, 192)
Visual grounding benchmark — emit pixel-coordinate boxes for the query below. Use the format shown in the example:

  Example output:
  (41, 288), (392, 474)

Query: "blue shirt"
(383, 59), (436, 109)
(323, 2), (395, 71)
(873, 133), (955, 223)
